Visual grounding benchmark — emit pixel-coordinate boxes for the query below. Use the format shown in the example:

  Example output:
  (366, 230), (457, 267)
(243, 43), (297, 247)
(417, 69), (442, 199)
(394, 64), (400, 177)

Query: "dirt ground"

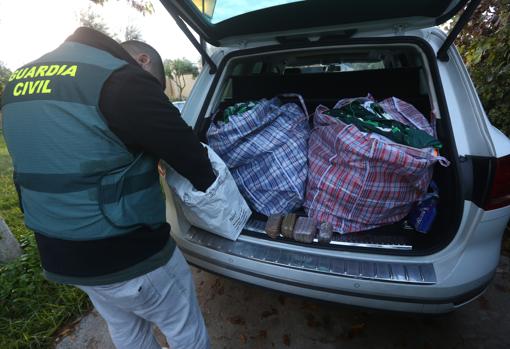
(55, 255), (510, 349)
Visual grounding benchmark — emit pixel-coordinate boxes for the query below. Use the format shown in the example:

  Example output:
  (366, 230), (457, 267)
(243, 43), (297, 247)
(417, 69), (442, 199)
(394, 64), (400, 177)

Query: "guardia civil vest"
(1, 42), (166, 240)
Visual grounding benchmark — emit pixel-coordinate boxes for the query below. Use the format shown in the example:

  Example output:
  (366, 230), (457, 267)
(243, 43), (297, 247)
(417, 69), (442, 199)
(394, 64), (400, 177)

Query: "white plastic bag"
(165, 145), (252, 241)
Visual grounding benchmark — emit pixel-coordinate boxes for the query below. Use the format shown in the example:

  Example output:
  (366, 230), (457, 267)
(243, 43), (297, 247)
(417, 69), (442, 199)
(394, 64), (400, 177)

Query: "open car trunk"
(198, 39), (462, 256)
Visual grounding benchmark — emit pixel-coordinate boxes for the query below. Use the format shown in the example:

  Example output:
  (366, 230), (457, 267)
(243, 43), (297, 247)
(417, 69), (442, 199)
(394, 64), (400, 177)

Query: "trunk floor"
(242, 217), (435, 253)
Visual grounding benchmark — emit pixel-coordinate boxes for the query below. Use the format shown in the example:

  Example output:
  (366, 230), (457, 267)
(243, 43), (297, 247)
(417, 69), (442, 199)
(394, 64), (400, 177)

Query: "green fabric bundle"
(222, 101), (258, 123)
(326, 101), (442, 149)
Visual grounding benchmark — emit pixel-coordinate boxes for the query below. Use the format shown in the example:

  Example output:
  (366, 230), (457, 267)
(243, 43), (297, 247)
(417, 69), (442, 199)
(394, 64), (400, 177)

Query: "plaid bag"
(207, 94), (310, 216)
(304, 96), (449, 233)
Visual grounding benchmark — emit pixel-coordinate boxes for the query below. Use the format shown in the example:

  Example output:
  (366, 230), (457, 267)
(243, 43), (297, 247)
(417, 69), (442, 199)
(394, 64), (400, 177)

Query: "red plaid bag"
(304, 99), (449, 233)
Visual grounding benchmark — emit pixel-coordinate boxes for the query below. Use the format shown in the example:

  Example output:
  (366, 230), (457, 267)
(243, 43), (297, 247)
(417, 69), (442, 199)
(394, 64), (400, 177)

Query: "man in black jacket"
(2, 27), (212, 348)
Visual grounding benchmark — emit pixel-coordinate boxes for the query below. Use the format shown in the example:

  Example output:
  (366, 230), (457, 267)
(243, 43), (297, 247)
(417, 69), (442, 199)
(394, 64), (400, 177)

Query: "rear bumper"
(165, 193), (508, 314)
(174, 227), (494, 314)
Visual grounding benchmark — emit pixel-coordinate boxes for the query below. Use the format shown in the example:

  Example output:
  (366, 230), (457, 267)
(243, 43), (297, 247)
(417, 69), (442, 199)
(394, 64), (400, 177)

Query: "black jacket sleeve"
(99, 65), (216, 192)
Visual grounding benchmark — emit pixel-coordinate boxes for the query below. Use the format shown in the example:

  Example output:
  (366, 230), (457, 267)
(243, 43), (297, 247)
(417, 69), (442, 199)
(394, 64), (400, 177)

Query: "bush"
(455, 0), (510, 136)
(0, 62), (11, 107)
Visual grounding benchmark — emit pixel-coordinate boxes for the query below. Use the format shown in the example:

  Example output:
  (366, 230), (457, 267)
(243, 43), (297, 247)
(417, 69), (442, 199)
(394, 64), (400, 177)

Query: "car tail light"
(484, 155), (510, 210)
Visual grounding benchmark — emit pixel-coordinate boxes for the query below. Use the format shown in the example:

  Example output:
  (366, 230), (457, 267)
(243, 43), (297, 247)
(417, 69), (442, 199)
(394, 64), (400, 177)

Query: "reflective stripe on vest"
(1, 42), (166, 240)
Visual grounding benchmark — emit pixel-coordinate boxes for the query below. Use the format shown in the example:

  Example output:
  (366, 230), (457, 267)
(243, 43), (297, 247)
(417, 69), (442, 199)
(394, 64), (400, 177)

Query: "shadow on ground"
(55, 256), (510, 349)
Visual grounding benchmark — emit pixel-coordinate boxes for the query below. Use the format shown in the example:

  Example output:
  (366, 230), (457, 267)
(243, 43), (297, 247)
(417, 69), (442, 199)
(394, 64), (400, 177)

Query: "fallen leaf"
(239, 334), (247, 344)
(306, 313), (321, 328)
(261, 307), (278, 319)
(494, 283), (510, 293)
(228, 316), (246, 325)
(478, 296), (490, 310)
(300, 300), (320, 312)
(346, 323), (366, 339)
(283, 334), (290, 346)
(57, 328), (73, 337)
(212, 278), (222, 290)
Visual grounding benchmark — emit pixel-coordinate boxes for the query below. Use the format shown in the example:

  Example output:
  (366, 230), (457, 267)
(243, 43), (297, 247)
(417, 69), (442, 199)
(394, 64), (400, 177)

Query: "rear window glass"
(191, 0), (303, 23)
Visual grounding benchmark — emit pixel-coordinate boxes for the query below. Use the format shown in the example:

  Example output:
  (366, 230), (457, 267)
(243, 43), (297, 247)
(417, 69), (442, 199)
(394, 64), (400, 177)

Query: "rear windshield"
(191, 0), (303, 23)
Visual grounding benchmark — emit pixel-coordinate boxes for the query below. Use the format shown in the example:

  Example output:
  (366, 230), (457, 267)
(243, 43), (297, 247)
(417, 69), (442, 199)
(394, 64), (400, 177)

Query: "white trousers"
(76, 248), (210, 349)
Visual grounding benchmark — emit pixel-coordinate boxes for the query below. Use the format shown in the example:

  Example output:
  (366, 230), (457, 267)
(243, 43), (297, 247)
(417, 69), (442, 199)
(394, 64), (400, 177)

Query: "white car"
(160, 0), (510, 313)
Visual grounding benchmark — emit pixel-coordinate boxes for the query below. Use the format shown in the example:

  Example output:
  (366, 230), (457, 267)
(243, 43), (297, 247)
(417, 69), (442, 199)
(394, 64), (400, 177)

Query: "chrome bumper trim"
(186, 227), (436, 285)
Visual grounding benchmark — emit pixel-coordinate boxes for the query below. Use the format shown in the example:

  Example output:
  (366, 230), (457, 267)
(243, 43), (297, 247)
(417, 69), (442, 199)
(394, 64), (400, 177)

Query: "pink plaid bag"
(304, 97), (449, 233)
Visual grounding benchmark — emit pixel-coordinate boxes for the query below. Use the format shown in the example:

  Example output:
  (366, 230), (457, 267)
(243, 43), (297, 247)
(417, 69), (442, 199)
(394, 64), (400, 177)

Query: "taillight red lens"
(484, 155), (510, 210)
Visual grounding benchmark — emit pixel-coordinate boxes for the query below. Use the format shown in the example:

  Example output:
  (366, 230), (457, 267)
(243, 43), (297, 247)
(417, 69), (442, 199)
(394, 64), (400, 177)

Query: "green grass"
(0, 131), (91, 349)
